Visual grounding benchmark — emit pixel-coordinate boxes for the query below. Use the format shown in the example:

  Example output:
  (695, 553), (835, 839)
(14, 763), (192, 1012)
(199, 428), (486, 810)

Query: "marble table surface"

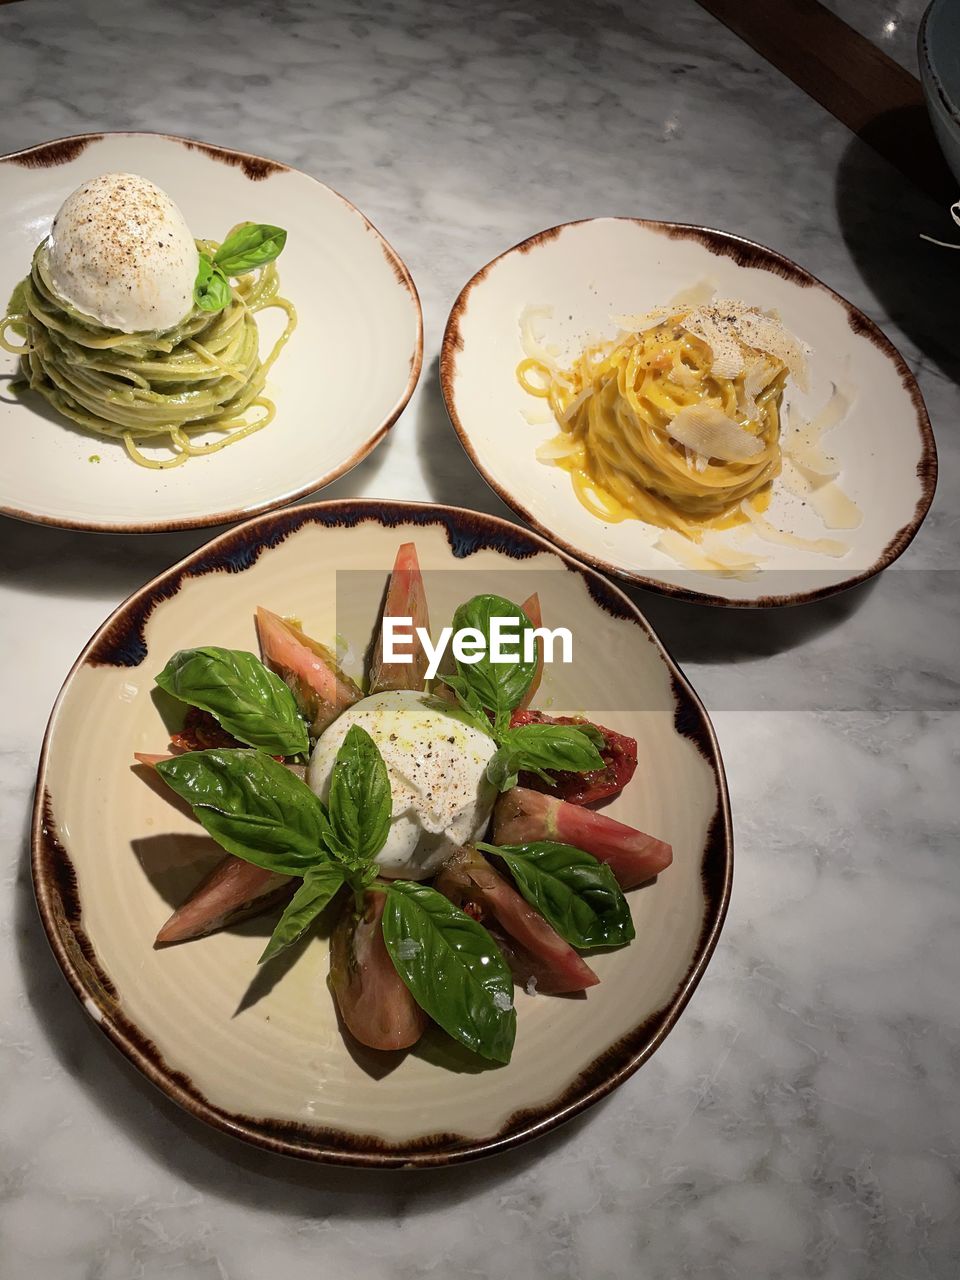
(1, 1), (957, 1276)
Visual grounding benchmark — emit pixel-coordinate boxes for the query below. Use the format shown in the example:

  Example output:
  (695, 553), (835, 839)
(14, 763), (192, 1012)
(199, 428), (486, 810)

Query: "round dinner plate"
(33, 500), (731, 1167)
(440, 217), (937, 607)
(0, 133), (423, 531)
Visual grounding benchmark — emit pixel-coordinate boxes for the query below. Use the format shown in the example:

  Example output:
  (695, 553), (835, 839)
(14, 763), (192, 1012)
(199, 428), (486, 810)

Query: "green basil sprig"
(193, 222), (288, 314)
(487, 722), (605, 792)
(259, 863), (346, 964)
(381, 880), (516, 1063)
(214, 223), (287, 274)
(193, 254), (232, 312)
(326, 721), (392, 870)
(448, 594), (538, 731)
(438, 594), (604, 793)
(477, 840), (635, 949)
(156, 749), (332, 876)
(156, 646), (308, 757)
(155, 726), (384, 961)
(152, 722), (519, 1061)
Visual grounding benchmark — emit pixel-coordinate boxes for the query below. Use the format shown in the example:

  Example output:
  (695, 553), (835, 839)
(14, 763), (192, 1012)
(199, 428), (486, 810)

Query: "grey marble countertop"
(1, 1), (957, 1276)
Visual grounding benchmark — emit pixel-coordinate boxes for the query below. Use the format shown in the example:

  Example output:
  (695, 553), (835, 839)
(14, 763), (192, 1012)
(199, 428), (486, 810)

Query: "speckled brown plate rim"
(31, 498), (733, 1169)
(0, 132), (424, 534)
(439, 216), (938, 610)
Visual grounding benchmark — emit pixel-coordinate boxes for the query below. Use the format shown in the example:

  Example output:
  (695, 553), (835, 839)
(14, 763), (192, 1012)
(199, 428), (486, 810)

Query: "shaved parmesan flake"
(536, 433), (580, 462)
(613, 306), (671, 332)
(807, 382), (854, 437)
(784, 382), (853, 477)
(666, 403), (764, 461)
(736, 311), (809, 390)
(787, 438), (839, 477)
(519, 304), (560, 370)
(670, 280), (717, 309)
(741, 502), (849, 556)
(738, 355), (777, 422)
(521, 407), (554, 426)
(656, 528), (764, 577)
(560, 384), (594, 424)
(679, 298), (810, 389)
(780, 459), (862, 530)
(682, 309), (745, 380)
(808, 482), (862, 530)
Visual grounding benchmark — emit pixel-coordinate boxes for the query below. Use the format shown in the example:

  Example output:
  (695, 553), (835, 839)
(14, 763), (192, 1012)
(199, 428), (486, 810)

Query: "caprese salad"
(135, 544), (672, 1065)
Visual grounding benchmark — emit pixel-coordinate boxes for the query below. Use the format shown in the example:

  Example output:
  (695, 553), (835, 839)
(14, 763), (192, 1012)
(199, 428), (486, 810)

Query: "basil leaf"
(193, 255), (232, 312)
(575, 723), (606, 749)
(478, 840), (635, 949)
(156, 647), (308, 756)
(487, 723), (605, 792)
(325, 725), (392, 869)
(259, 863), (346, 963)
(486, 747), (521, 793)
(213, 223), (287, 275)
(156, 749), (332, 876)
(382, 881), (516, 1064)
(450, 595), (537, 725)
(432, 676), (493, 737)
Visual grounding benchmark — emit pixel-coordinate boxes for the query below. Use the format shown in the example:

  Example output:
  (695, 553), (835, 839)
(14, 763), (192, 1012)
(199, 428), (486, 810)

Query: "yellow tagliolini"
(1, 236), (296, 470)
(517, 300), (809, 537)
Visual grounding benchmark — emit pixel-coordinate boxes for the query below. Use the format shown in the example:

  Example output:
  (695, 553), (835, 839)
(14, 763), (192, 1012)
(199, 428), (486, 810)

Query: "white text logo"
(382, 617), (573, 681)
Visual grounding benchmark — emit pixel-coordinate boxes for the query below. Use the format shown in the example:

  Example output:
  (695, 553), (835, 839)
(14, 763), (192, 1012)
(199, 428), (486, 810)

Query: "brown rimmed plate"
(440, 217), (936, 607)
(32, 499), (731, 1167)
(0, 133), (423, 531)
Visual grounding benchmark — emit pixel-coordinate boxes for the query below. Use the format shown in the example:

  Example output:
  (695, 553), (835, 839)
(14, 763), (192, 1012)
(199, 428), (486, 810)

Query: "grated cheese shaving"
(780, 458), (862, 530)
(519, 304), (560, 372)
(679, 299), (809, 389)
(536, 433), (580, 462)
(666, 402), (764, 461)
(655, 528), (764, 577)
(741, 501), (848, 556)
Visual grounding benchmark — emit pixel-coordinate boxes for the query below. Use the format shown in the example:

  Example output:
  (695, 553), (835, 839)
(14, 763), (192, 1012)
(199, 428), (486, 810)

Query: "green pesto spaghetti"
(0, 175), (296, 470)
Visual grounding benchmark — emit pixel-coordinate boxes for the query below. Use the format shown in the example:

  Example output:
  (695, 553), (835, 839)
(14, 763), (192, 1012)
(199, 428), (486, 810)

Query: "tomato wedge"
(434, 846), (598, 994)
(156, 856), (292, 944)
(493, 787), (672, 890)
(256, 606), (361, 735)
(368, 542), (431, 693)
(509, 710), (637, 804)
(515, 592), (543, 712)
(329, 890), (428, 1051)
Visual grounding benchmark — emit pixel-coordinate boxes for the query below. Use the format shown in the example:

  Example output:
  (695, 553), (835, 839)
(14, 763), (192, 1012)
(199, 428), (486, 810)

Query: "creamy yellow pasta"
(518, 299), (809, 538)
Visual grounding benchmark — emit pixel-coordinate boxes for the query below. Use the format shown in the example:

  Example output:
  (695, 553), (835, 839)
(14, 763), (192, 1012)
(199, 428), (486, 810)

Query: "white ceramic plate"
(441, 218), (937, 606)
(0, 133), (423, 531)
(33, 500), (731, 1167)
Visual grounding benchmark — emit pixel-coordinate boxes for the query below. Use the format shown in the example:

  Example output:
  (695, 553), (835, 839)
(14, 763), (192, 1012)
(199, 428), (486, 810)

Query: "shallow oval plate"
(33, 500), (731, 1167)
(0, 133), (422, 531)
(441, 218), (936, 606)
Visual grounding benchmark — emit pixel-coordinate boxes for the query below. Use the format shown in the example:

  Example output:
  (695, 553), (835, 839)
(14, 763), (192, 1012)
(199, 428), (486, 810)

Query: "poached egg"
(307, 690), (498, 879)
(46, 173), (199, 333)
